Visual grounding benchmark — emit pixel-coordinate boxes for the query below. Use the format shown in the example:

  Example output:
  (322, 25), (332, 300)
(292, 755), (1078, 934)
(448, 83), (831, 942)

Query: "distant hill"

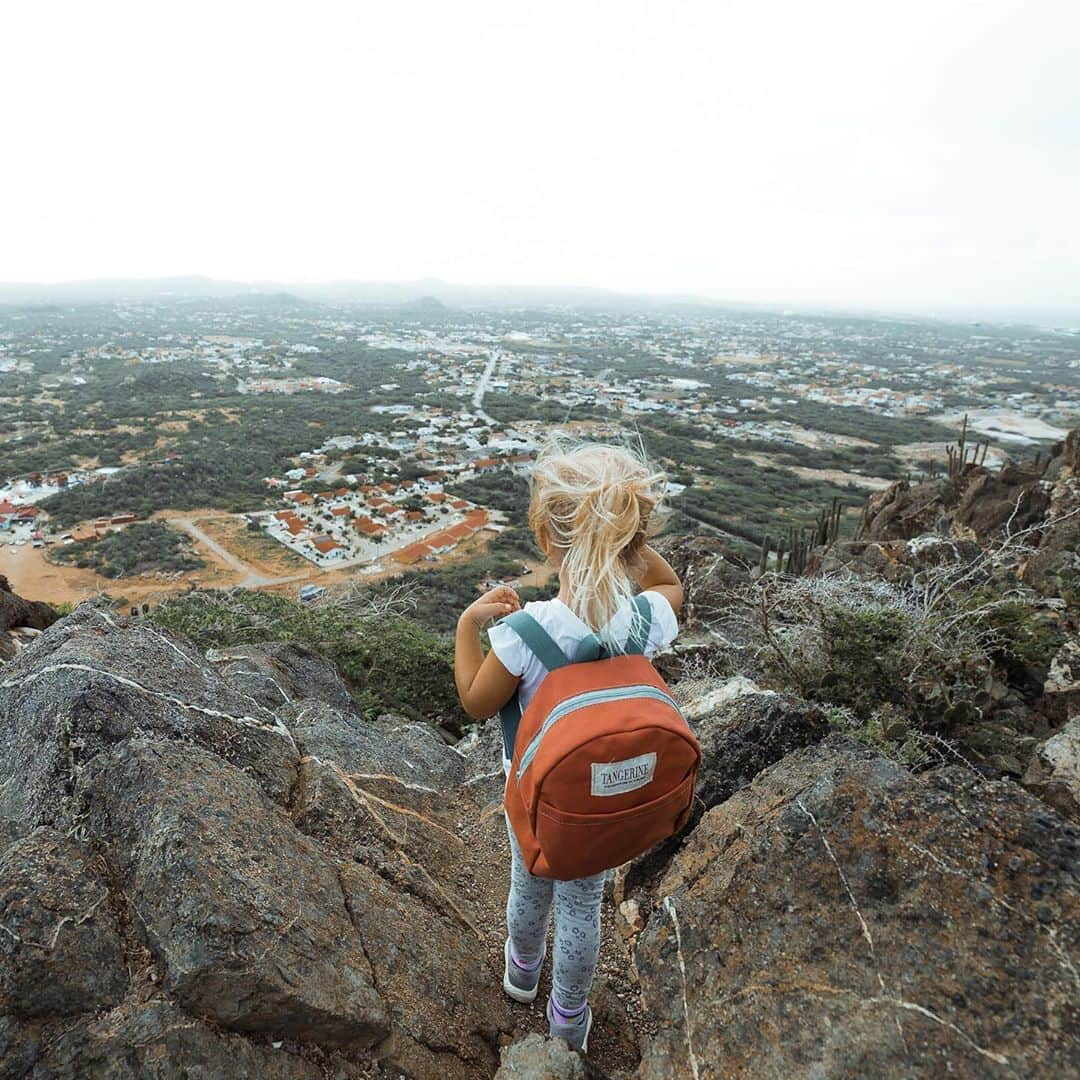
(0, 275), (720, 313)
(3, 276), (1077, 326)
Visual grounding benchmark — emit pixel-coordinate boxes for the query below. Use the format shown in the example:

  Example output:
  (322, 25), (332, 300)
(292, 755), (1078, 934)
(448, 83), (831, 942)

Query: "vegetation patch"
(52, 522), (204, 579)
(150, 588), (465, 727)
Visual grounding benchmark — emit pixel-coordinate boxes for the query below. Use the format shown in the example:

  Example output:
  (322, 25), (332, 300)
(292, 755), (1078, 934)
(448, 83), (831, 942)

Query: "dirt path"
(166, 516), (305, 589)
(0, 541), (236, 608)
(454, 785), (645, 1076)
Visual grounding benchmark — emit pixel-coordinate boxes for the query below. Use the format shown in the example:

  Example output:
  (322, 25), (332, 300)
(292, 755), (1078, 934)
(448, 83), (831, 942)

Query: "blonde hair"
(528, 437), (666, 646)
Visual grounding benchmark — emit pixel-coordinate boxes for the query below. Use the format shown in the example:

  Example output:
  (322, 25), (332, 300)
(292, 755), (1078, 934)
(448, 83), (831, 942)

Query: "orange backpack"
(499, 595), (700, 880)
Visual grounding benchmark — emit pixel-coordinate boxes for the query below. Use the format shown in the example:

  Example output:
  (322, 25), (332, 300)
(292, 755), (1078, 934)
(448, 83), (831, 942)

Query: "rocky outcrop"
(635, 737), (1079, 1078)
(1023, 717), (1080, 822)
(0, 829), (127, 1019)
(75, 738), (388, 1046)
(207, 640), (359, 713)
(495, 1033), (593, 1078)
(654, 535), (750, 628)
(0, 576), (58, 661)
(1024, 432), (1080, 595)
(863, 476), (957, 541)
(0, 605), (522, 1078)
(4, 570), (1079, 1078)
(953, 462), (1051, 539)
(0, 605), (299, 832)
(622, 691), (830, 905)
(862, 458), (1052, 547)
(38, 1001), (328, 1079)
(690, 692), (830, 817)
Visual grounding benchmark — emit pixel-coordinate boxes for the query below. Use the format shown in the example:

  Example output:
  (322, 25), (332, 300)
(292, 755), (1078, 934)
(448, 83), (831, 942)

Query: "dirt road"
(5, 508), (503, 610)
(166, 516), (307, 588)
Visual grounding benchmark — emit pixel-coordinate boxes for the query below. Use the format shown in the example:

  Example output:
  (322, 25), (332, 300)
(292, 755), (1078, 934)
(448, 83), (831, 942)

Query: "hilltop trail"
(0, 430), (1077, 1077)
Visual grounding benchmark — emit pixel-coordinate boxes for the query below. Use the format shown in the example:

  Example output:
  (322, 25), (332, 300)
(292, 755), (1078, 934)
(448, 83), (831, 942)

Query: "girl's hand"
(461, 584), (521, 627)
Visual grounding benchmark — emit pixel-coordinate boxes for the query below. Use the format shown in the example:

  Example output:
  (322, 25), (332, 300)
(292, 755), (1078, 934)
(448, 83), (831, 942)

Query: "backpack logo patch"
(590, 752), (657, 797)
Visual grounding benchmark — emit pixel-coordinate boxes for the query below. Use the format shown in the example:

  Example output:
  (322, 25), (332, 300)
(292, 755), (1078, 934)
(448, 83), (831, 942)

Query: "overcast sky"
(2, 1), (1077, 316)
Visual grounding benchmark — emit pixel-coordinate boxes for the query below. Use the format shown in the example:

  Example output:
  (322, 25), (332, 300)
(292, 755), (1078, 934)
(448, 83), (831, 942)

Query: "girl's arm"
(455, 585), (522, 720)
(634, 545), (684, 615)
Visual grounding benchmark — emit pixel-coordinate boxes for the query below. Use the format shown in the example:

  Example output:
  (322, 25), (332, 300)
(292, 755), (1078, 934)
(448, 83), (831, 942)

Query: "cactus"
(945, 414), (994, 478)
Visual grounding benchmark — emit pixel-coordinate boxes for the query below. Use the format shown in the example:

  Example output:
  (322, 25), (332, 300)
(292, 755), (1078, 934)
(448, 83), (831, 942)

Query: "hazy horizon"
(3, 1), (1077, 317)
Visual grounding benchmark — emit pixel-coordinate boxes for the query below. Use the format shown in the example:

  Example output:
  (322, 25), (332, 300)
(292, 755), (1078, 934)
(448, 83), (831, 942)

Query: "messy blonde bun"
(528, 437), (666, 646)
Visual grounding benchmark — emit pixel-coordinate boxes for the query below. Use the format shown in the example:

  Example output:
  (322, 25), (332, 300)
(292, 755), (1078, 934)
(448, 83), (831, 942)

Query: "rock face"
(0, 605), (299, 832)
(40, 1001), (327, 1079)
(635, 737), (1079, 1079)
(75, 738), (388, 1046)
(0, 576), (57, 635)
(0, 605), (518, 1078)
(654, 535), (750, 628)
(690, 692), (829, 816)
(864, 476), (956, 541)
(3, 569), (1079, 1078)
(624, 692), (830, 903)
(0, 829), (127, 1019)
(207, 640), (358, 713)
(1025, 430), (1080, 594)
(863, 460), (1051, 546)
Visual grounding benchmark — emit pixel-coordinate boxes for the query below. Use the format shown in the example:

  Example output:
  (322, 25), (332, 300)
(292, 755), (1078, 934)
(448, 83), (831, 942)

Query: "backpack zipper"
(516, 684), (681, 781)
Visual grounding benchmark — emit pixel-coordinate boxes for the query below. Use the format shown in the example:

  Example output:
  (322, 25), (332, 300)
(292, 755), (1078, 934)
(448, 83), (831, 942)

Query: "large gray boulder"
(284, 699), (467, 790)
(0, 606), (536, 1077)
(74, 738), (388, 1047)
(0, 605), (298, 834)
(635, 737), (1079, 1078)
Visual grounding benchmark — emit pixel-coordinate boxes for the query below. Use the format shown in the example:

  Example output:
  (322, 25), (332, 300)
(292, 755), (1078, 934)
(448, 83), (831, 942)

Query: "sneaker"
(503, 937), (544, 1003)
(547, 996), (592, 1053)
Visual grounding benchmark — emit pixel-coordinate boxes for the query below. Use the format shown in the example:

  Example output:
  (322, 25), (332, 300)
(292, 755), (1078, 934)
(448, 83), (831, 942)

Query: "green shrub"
(734, 574), (994, 737)
(52, 522), (204, 578)
(150, 589), (464, 728)
(976, 599), (1066, 678)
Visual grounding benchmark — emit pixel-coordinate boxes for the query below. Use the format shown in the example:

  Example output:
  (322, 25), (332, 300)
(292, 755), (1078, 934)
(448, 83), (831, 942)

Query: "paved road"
(471, 349), (500, 423)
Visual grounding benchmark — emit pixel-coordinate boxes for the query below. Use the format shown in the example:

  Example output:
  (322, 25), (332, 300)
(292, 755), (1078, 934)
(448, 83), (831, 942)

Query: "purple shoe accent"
(510, 944), (543, 972)
(550, 995), (587, 1024)
(503, 938), (544, 1003)
(547, 995), (592, 1053)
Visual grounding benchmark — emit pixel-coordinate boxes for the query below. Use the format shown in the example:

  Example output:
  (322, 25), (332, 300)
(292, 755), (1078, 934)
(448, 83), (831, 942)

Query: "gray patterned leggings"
(505, 814), (607, 1011)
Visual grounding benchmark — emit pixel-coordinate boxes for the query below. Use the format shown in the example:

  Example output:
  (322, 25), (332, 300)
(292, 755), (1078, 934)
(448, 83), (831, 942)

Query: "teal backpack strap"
(625, 593), (653, 655)
(499, 696), (523, 762)
(498, 611), (569, 672)
(496, 611), (568, 760)
(573, 632), (604, 663)
(573, 594), (654, 662)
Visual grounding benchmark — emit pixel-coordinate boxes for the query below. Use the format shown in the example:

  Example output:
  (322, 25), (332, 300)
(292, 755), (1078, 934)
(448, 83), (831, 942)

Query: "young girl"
(454, 440), (682, 1052)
